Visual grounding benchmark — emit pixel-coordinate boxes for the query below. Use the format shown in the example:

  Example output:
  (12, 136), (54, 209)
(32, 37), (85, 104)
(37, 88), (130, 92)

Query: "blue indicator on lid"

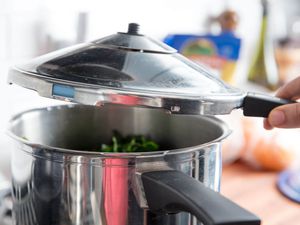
(52, 84), (75, 98)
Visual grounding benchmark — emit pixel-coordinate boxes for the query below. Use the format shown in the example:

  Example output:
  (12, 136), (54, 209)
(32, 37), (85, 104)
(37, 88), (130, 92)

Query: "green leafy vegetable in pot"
(100, 132), (159, 153)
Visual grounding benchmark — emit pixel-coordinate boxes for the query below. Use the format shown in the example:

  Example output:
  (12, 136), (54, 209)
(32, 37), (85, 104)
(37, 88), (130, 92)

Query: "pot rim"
(7, 104), (231, 158)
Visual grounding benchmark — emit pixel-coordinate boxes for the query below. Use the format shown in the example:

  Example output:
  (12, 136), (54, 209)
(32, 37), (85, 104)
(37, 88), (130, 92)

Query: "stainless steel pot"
(7, 104), (260, 225)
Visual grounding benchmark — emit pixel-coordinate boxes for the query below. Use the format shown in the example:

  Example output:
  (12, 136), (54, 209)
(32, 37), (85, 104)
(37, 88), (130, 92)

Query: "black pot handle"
(243, 92), (295, 117)
(141, 170), (260, 225)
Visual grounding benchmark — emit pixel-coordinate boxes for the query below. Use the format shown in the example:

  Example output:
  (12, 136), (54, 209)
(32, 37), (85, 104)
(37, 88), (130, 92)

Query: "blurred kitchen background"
(1, 0), (300, 176)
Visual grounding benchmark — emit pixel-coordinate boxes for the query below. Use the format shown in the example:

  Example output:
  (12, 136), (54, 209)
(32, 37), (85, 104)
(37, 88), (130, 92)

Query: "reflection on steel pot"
(7, 104), (260, 225)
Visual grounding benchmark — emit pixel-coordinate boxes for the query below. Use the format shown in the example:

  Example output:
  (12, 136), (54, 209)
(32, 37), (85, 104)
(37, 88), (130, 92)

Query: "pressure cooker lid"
(8, 23), (245, 115)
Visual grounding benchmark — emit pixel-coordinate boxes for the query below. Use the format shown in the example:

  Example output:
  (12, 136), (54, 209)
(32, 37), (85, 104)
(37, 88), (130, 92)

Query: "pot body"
(8, 104), (228, 225)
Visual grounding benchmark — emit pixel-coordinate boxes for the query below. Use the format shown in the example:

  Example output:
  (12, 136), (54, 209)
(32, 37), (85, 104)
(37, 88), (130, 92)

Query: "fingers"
(276, 76), (300, 100)
(264, 76), (300, 129)
(266, 103), (300, 128)
(263, 118), (273, 130)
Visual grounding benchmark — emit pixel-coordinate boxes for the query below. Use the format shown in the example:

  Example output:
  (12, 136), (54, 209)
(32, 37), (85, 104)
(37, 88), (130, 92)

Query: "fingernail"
(263, 118), (273, 130)
(269, 110), (285, 126)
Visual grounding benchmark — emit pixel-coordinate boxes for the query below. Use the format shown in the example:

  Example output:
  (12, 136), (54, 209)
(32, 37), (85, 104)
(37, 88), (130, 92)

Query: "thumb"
(267, 103), (300, 128)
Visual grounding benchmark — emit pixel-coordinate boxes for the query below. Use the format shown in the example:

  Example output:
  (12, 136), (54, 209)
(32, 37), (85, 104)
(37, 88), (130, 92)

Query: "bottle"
(248, 0), (279, 90)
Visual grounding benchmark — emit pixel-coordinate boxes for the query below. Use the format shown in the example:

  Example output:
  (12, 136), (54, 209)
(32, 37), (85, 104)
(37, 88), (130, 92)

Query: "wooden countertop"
(221, 162), (300, 225)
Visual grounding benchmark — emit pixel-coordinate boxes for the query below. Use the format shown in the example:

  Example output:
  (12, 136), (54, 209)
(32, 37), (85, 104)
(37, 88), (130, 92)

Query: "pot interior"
(9, 104), (228, 151)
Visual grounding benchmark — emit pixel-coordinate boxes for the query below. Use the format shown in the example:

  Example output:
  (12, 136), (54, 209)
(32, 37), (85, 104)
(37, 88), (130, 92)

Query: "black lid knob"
(127, 23), (140, 35)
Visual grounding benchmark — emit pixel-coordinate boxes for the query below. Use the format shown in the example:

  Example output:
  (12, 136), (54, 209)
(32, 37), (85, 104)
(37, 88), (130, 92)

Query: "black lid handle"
(142, 170), (260, 225)
(243, 92), (295, 117)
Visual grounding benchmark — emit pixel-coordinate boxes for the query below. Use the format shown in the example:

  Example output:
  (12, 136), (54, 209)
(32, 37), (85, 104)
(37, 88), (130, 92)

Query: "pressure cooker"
(6, 23), (292, 225)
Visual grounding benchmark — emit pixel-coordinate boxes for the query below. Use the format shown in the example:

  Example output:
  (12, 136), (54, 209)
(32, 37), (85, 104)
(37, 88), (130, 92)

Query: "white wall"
(0, 0), (263, 59)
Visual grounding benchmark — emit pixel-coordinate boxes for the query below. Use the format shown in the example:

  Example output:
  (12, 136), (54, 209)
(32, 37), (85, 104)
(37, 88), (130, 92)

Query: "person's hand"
(264, 76), (300, 129)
